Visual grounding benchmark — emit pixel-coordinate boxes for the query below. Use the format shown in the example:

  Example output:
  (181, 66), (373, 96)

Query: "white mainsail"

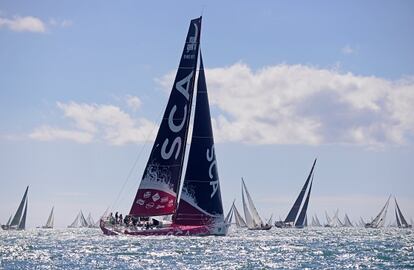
(43, 207), (54, 228)
(241, 183), (255, 228)
(241, 178), (263, 228)
(233, 204), (247, 227)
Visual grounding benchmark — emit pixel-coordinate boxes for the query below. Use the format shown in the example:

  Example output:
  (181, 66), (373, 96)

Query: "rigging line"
(108, 103), (165, 212)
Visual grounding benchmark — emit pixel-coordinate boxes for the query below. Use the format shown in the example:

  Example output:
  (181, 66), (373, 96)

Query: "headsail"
(295, 179), (313, 227)
(233, 204), (247, 227)
(174, 54), (225, 226)
(18, 199), (28, 230)
(5, 215), (12, 226)
(395, 208), (402, 227)
(394, 197), (410, 227)
(224, 202), (234, 224)
(10, 186), (29, 227)
(130, 17), (202, 217)
(285, 159), (316, 223)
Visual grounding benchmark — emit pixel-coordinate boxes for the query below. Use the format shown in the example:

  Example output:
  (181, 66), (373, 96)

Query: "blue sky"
(1, 1), (413, 228)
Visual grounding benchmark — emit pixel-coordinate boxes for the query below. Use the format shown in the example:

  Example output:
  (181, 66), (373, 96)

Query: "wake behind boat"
(100, 17), (228, 236)
(1, 186), (28, 231)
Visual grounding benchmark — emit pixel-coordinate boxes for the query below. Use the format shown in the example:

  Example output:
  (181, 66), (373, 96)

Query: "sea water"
(1, 227), (413, 269)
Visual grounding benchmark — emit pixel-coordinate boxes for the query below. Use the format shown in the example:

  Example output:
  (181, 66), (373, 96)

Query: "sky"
(1, 1), (413, 228)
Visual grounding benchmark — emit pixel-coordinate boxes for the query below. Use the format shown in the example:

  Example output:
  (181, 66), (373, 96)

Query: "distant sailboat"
(68, 210), (89, 228)
(241, 178), (272, 230)
(365, 196), (390, 228)
(325, 210), (343, 227)
(275, 159), (316, 228)
(324, 211), (332, 227)
(42, 207), (54, 229)
(311, 214), (322, 227)
(86, 213), (98, 228)
(343, 213), (353, 227)
(228, 202), (247, 228)
(394, 197), (412, 229)
(224, 202), (234, 224)
(358, 217), (366, 227)
(1, 186), (29, 231)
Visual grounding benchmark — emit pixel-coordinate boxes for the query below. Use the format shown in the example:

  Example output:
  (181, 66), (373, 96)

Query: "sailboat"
(343, 213), (353, 227)
(275, 159), (316, 228)
(311, 214), (322, 227)
(1, 186), (28, 231)
(86, 213), (98, 228)
(394, 197), (412, 228)
(68, 210), (89, 228)
(42, 206), (54, 229)
(100, 17), (227, 236)
(241, 178), (272, 230)
(365, 196), (390, 228)
(231, 202), (247, 228)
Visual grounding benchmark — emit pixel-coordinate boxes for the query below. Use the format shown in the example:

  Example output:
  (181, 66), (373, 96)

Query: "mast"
(174, 53), (225, 226)
(10, 186), (29, 227)
(233, 204), (247, 227)
(295, 180), (313, 227)
(129, 17), (202, 217)
(285, 159), (317, 223)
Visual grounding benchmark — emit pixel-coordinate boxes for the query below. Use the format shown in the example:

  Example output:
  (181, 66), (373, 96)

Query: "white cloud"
(29, 102), (158, 145)
(126, 95), (142, 111)
(49, 18), (73, 28)
(158, 63), (414, 147)
(0, 15), (46, 33)
(29, 126), (93, 143)
(341, 44), (356, 55)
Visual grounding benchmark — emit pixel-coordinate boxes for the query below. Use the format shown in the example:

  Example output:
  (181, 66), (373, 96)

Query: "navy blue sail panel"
(295, 178), (313, 227)
(130, 17), (201, 217)
(174, 54), (224, 225)
(285, 158), (317, 223)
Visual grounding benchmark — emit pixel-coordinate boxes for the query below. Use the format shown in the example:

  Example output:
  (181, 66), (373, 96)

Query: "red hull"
(100, 220), (211, 236)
